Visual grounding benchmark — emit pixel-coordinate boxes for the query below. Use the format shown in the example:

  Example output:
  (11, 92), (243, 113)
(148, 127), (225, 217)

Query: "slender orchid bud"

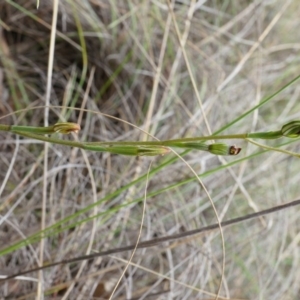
(136, 146), (170, 156)
(165, 141), (241, 156)
(84, 144), (170, 156)
(247, 130), (282, 139)
(208, 143), (241, 156)
(53, 122), (81, 134)
(281, 121), (300, 138)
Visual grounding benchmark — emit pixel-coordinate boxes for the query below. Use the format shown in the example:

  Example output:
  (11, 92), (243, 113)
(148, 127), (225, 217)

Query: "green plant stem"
(0, 123), (294, 156)
(88, 130), (282, 147)
(0, 124), (283, 143)
(0, 124), (235, 141)
(0, 125), (57, 134)
(8, 131), (233, 156)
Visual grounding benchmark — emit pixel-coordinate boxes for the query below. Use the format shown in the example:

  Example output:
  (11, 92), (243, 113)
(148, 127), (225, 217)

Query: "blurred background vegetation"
(1, 0), (300, 299)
